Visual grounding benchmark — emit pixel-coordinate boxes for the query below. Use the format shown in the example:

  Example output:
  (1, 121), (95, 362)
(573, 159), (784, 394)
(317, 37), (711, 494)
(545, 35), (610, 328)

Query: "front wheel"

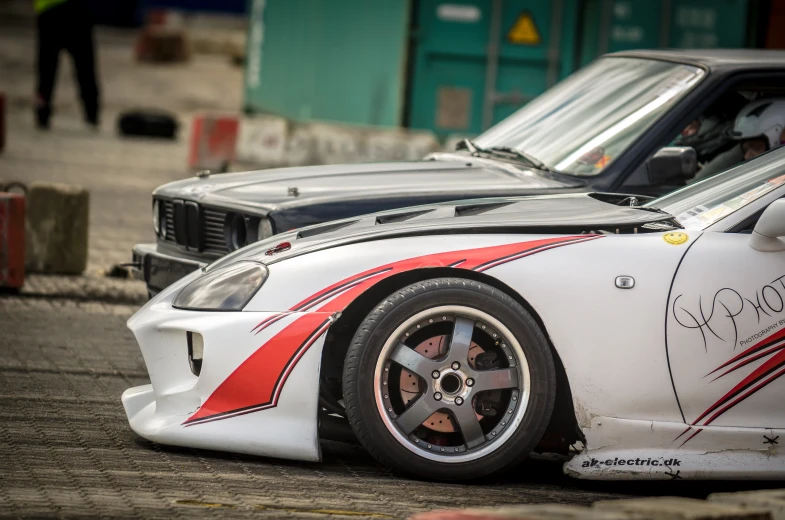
(342, 278), (556, 480)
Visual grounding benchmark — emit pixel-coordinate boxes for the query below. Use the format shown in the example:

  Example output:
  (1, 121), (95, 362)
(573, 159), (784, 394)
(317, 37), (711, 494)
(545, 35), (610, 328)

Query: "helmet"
(731, 99), (785, 150)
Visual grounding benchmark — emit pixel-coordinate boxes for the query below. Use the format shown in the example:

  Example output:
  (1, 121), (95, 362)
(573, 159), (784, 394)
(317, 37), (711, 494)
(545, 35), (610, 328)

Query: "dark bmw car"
(133, 49), (785, 295)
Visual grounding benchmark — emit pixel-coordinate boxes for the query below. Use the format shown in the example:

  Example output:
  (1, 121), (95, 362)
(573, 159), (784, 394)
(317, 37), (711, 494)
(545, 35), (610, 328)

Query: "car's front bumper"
(131, 243), (207, 296)
(121, 282), (326, 462)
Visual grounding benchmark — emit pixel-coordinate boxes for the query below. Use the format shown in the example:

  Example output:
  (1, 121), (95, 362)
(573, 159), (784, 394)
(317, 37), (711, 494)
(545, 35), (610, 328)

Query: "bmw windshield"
(473, 57), (705, 176)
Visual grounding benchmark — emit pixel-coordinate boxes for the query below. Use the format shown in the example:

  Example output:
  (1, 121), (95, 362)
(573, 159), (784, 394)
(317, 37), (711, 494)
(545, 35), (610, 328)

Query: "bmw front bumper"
(131, 243), (207, 296)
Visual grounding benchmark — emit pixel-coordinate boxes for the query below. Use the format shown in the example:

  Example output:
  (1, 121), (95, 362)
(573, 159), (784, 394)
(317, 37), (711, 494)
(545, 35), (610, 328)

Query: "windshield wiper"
(457, 139), (551, 172)
(486, 146), (551, 172)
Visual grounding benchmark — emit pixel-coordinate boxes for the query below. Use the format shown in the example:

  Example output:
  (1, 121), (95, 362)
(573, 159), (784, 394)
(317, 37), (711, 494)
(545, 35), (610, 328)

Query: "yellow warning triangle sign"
(508, 11), (541, 45)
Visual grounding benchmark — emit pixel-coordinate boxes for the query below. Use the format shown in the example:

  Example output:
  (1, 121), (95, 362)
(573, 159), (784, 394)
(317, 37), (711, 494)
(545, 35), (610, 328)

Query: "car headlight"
(258, 217), (273, 241)
(152, 200), (161, 235)
(173, 261), (268, 311)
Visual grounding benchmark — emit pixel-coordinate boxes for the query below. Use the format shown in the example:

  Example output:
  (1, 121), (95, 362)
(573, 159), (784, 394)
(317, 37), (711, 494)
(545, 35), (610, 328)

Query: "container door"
(408, 0), (578, 136)
(579, 0), (748, 67)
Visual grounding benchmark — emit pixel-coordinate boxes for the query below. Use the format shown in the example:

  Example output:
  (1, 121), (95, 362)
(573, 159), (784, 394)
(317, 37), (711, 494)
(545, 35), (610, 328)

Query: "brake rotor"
(399, 334), (485, 433)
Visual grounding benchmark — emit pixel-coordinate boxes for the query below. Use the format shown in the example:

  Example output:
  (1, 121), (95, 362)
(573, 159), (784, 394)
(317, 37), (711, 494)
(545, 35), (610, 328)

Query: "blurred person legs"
(35, 0), (100, 129)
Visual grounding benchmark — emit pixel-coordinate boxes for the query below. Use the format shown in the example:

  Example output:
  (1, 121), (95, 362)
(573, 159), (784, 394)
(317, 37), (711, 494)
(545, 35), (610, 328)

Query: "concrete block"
(24, 181), (89, 275)
(410, 504), (642, 520)
(366, 130), (439, 162)
(709, 490), (785, 520)
(595, 497), (771, 520)
(309, 122), (362, 165)
(236, 115), (290, 167)
(238, 116), (441, 169)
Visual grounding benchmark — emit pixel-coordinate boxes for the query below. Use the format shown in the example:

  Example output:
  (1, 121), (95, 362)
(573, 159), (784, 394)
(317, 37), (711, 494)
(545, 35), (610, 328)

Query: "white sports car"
(123, 148), (785, 481)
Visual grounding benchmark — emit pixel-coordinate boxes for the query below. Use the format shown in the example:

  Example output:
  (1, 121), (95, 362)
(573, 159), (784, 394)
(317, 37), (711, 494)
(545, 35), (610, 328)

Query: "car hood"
(154, 157), (581, 214)
(211, 193), (678, 268)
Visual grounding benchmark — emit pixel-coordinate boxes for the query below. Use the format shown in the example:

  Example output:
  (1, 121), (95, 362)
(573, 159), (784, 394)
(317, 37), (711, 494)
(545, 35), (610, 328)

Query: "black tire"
(342, 277), (556, 480)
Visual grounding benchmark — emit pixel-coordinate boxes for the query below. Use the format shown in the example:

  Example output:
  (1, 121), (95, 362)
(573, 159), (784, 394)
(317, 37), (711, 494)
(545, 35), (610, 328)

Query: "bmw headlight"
(173, 261), (268, 311)
(258, 217), (273, 241)
(152, 200), (161, 235)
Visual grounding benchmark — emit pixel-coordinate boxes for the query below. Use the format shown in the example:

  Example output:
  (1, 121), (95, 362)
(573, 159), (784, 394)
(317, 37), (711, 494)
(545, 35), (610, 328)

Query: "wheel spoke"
(447, 317), (475, 363)
(389, 342), (439, 378)
(452, 404), (485, 449)
(395, 396), (439, 435)
(472, 367), (518, 393)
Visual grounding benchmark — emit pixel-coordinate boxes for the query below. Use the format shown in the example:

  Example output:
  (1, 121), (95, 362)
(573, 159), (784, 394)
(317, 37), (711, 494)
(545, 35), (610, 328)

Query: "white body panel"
(667, 232), (785, 429)
(122, 281), (325, 461)
(123, 228), (785, 479)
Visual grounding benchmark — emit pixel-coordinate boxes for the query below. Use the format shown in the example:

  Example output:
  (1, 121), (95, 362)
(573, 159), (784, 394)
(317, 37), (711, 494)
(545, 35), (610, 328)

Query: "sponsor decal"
(663, 232), (689, 245)
(186, 235), (601, 426)
(673, 275), (785, 352)
(581, 457), (681, 468)
(673, 275), (785, 445)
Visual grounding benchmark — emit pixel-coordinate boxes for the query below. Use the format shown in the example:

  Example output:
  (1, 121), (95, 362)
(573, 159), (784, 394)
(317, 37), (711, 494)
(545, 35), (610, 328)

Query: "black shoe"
(36, 105), (51, 130)
(86, 114), (100, 131)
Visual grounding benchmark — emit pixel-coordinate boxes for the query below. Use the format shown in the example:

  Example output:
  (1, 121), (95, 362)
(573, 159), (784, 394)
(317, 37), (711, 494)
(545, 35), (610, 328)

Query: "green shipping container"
(244, 0), (410, 128)
(407, 0), (581, 136)
(578, 0), (749, 66)
(242, 0), (751, 135)
(406, 0), (748, 136)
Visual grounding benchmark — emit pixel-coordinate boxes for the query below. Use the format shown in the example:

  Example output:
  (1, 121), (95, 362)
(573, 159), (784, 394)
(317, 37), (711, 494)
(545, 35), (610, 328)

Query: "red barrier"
(0, 92), (6, 153)
(0, 193), (25, 289)
(188, 114), (239, 172)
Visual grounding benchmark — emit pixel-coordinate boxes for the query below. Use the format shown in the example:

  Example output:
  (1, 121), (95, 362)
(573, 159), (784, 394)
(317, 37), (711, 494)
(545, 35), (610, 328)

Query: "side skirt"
(564, 416), (785, 480)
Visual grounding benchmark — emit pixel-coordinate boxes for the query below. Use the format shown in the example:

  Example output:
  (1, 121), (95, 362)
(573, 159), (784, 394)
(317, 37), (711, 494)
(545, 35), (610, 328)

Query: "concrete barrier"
(709, 491), (785, 520)
(410, 504), (639, 519)
(593, 497), (770, 520)
(410, 492), (784, 520)
(236, 115), (440, 169)
(189, 113), (239, 171)
(24, 181), (89, 275)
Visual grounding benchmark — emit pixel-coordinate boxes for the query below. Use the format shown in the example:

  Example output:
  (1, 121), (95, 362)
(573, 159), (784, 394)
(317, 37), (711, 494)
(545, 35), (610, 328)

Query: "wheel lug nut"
(451, 362), (460, 370)
(432, 370), (440, 379)
(455, 397), (464, 406)
(434, 392), (442, 401)
(466, 378), (474, 387)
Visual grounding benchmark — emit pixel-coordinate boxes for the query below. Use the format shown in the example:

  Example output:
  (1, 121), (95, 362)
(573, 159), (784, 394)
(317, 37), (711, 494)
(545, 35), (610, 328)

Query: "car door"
(666, 223), (785, 430)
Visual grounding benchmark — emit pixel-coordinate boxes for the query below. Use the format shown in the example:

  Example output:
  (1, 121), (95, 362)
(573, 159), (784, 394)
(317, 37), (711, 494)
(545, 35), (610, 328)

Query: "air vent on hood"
(375, 209), (434, 225)
(297, 219), (359, 239)
(455, 201), (515, 217)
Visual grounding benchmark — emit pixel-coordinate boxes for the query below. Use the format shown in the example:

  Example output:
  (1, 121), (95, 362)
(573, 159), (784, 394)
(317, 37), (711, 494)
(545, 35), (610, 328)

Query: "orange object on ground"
(0, 193), (25, 289)
(188, 114), (239, 171)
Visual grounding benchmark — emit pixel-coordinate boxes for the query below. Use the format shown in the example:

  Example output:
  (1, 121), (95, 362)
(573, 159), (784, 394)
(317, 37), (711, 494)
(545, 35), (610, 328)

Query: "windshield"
(473, 57), (704, 176)
(646, 148), (785, 230)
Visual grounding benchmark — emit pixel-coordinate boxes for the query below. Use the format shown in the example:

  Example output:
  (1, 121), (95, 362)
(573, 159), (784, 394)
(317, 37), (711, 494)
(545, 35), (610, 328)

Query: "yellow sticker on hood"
(664, 232), (689, 245)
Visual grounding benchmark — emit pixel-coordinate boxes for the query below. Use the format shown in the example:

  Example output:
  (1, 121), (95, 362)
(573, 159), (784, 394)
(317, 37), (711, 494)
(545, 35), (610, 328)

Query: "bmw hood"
(210, 193), (679, 268)
(153, 157), (581, 214)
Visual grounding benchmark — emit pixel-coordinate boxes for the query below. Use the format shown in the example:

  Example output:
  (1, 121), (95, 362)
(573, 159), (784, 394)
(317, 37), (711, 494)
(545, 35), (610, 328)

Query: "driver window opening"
(624, 80), (785, 192)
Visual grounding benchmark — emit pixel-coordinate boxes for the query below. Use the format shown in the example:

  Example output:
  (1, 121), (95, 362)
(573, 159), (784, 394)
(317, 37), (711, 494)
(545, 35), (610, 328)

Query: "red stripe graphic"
(186, 314), (331, 425)
(186, 235), (600, 426)
(706, 328), (785, 376)
(679, 327), (785, 444)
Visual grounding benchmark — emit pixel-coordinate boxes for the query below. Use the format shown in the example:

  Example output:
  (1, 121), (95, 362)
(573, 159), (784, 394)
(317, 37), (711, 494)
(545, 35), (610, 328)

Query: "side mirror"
(647, 147), (697, 184)
(750, 199), (785, 252)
